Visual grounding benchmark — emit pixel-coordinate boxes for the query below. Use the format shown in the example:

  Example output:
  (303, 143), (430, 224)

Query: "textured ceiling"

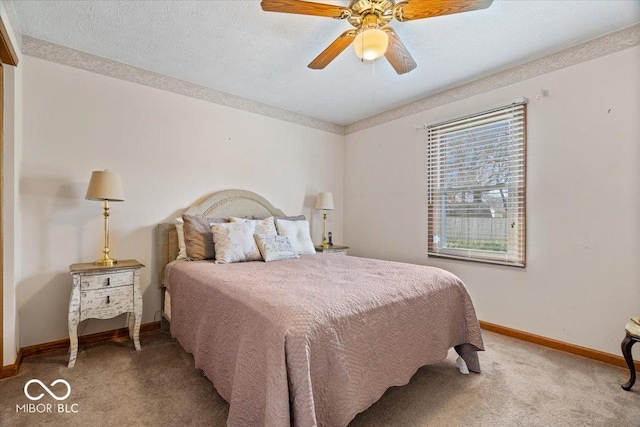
(12, 1), (640, 126)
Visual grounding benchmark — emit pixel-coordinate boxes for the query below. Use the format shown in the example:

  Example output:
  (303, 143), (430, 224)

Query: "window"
(427, 102), (526, 267)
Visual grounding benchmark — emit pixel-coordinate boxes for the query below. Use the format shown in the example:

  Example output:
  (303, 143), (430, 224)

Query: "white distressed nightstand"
(68, 259), (144, 367)
(315, 245), (349, 255)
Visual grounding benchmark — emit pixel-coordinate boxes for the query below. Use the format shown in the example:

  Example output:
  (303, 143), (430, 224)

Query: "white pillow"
(254, 234), (299, 262)
(229, 216), (277, 236)
(175, 217), (187, 260)
(275, 219), (316, 255)
(211, 221), (262, 264)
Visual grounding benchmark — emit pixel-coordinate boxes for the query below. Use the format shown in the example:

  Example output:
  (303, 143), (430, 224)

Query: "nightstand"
(68, 259), (144, 367)
(315, 245), (349, 255)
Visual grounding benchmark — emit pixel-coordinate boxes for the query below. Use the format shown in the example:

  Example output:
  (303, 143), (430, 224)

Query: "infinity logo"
(24, 379), (71, 401)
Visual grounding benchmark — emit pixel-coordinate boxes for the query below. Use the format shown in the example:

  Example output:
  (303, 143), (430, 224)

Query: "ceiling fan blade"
(383, 29), (417, 75)
(308, 30), (356, 69)
(396, 0), (493, 21)
(261, 0), (350, 19)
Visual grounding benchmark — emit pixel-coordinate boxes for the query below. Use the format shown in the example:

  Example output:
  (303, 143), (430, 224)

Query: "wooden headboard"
(157, 189), (286, 287)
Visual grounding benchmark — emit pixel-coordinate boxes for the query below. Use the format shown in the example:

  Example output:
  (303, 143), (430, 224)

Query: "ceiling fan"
(261, 0), (493, 74)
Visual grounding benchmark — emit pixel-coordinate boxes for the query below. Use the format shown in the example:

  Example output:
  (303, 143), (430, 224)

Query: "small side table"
(621, 318), (640, 390)
(68, 260), (144, 367)
(315, 245), (349, 255)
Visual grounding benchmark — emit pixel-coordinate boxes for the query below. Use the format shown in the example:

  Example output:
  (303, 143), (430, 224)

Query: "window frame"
(426, 102), (527, 268)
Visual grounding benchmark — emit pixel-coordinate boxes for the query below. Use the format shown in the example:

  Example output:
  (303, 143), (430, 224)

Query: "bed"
(157, 189), (484, 427)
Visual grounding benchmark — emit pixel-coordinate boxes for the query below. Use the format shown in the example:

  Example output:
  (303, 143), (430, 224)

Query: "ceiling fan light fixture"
(262, 0), (493, 74)
(353, 28), (389, 61)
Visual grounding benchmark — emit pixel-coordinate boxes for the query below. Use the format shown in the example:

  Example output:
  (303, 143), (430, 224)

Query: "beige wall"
(19, 55), (344, 347)
(344, 46), (640, 359)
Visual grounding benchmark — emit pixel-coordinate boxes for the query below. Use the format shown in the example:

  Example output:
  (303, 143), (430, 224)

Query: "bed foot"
(456, 356), (470, 374)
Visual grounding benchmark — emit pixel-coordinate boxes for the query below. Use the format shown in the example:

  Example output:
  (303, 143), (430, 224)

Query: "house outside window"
(427, 102), (526, 267)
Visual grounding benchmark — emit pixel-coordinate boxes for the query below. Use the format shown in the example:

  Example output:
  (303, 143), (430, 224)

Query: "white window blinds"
(427, 102), (526, 267)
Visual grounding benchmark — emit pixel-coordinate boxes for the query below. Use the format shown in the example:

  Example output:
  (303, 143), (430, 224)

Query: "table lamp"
(315, 192), (334, 248)
(85, 170), (125, 266)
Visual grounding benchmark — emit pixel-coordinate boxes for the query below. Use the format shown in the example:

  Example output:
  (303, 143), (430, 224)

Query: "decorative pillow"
(275, 219), (316, 255)
(182, 215), (228, 261)
(229, 216), (277, 236)
(254, 234), (299, 262)
(175, 217), (187, 260)
(211, 221), (262, 264)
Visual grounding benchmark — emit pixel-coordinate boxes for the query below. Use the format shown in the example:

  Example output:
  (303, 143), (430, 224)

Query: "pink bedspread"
(166, 254), (483, 427)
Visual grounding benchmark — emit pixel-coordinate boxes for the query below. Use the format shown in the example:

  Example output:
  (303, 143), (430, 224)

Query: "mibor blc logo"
(16, 379), (79, 414)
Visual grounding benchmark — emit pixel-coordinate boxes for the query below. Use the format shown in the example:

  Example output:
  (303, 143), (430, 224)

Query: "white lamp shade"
(85, 170), (125, 201)
(315, 192), (334, 210)
(353, 29), (389, 61)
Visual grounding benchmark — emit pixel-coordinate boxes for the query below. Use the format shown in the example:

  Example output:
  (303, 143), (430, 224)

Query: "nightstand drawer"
(80, 271), (133, 291)
(80, 286), (133, 320)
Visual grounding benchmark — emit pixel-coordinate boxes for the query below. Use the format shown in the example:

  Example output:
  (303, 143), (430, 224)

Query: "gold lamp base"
(94, 256), (117, 267)
(94, 200), (117, 267)
(320, 210), (331, 249)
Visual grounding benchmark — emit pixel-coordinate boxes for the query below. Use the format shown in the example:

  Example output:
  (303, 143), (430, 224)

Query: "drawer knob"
(107, 296), (110, 304)
(106, 278), (110, 286)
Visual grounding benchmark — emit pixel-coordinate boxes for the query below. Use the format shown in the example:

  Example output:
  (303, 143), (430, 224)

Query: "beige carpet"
(1, 330), (638, 427)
